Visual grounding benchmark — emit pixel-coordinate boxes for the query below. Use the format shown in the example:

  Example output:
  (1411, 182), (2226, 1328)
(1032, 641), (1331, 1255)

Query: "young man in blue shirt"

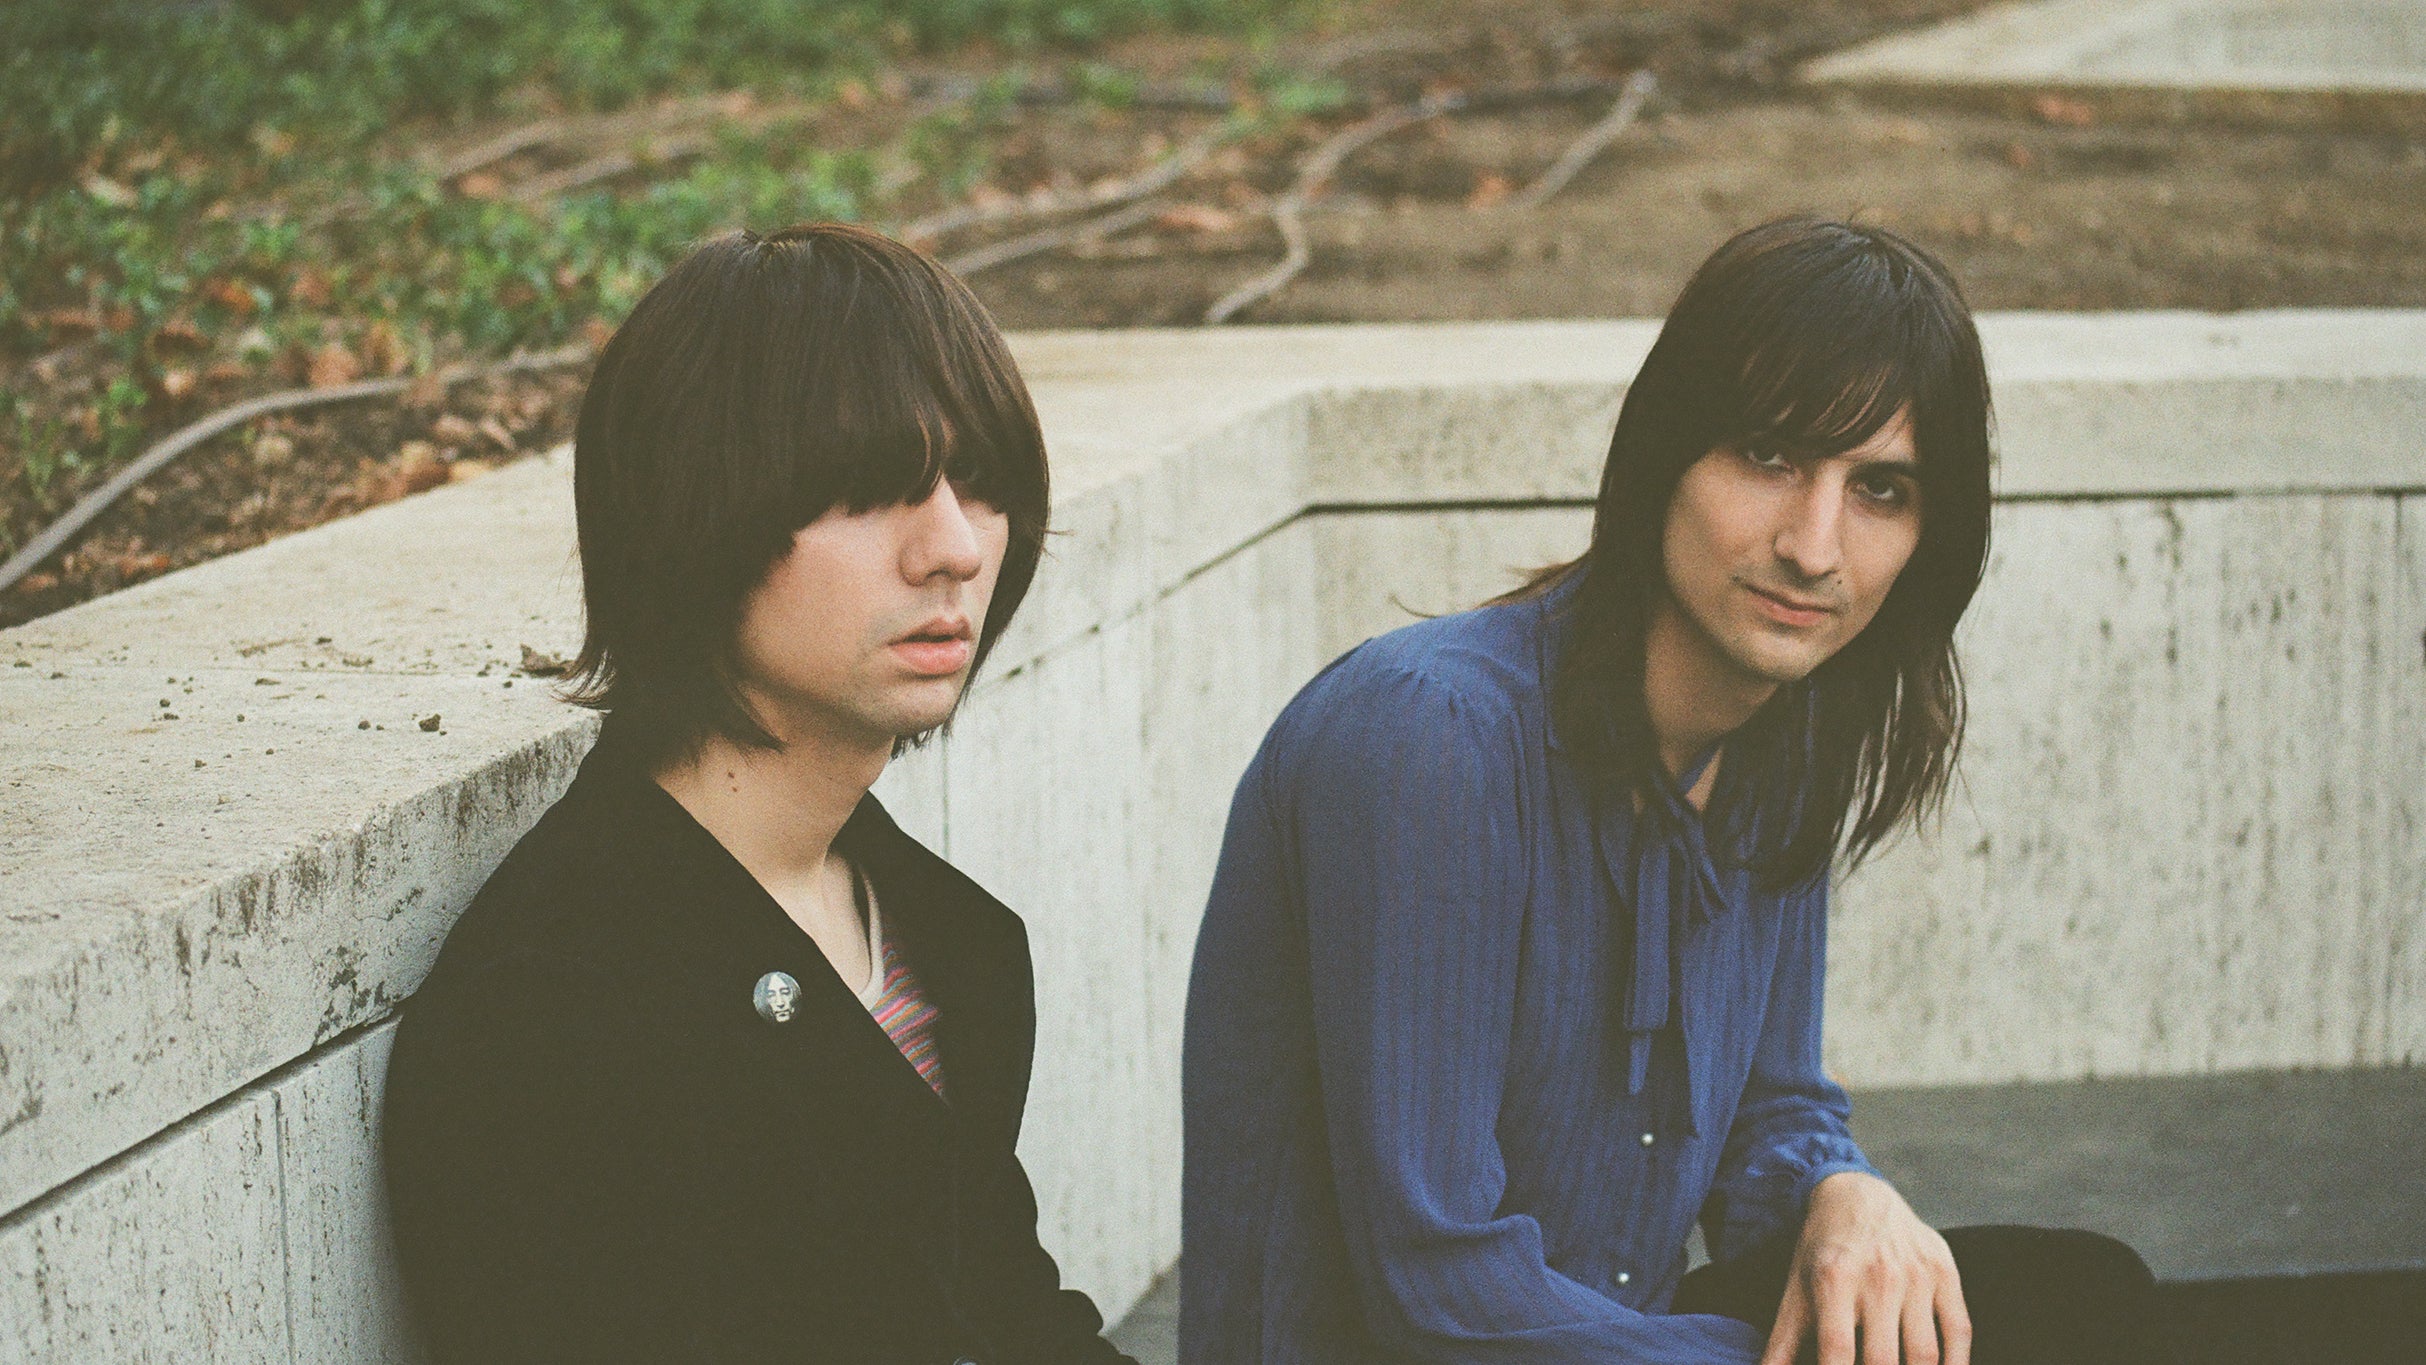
(1183, 218), (2162, 1365)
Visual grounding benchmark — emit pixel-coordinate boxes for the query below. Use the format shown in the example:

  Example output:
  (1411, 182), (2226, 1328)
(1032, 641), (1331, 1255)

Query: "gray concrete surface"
(2, 313), (2422, 1360)
(1855, 1066), (2426, 1281)
(1804, 0), (2426, 127)
(1111, 1067), (2426, 1364)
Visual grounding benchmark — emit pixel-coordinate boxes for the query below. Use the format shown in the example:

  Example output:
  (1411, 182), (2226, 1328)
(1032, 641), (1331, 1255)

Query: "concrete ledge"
(1802, 0), (2426, 131)
(3, 312), (2423, 1356)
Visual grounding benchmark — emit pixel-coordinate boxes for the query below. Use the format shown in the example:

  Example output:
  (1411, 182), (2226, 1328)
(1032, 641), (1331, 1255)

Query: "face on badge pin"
(754, 971), (801, 1023)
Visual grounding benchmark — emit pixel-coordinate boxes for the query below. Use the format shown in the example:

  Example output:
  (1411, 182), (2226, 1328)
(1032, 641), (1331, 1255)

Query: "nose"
(903, 479), (986, 585)
(1772, 469), (1845, 583)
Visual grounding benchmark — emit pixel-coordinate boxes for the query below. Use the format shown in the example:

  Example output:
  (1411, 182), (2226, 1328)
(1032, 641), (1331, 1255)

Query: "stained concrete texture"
(5, 313), (2424, 1353)
(1851, 1066), (2426, 1280)
(1114, 1069), (2426, 1364)
(1803, 0), (2426, 127)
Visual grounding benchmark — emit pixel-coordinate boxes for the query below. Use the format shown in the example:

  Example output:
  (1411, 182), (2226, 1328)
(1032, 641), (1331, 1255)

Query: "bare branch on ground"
(903, 122), (1236, 246)
(1508, 70), (1657, 209)
(1206, 91), (1465, 325)
(0, 345), (595, 596)
(943, 198), (1170, 276)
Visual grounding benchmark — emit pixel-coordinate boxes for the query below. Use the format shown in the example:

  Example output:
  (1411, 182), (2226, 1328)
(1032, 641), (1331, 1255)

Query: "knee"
(1943, 1224), (2157, 1295)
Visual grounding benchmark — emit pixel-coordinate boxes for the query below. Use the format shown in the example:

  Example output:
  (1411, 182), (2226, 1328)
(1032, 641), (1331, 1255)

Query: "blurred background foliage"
(0, 0), (1303, 553)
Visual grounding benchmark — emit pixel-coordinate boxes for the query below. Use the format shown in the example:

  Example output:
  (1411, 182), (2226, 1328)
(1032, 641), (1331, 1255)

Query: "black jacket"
(382, 732), (1132, 1365)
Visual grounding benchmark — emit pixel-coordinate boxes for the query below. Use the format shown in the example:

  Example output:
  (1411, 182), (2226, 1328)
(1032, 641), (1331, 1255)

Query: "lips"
(1744, 583), (1834, 627)
(889, 615), (975, 677)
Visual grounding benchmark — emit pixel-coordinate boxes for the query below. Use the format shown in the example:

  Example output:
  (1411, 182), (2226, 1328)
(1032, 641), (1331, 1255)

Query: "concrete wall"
(2, 314), (2421, 1360)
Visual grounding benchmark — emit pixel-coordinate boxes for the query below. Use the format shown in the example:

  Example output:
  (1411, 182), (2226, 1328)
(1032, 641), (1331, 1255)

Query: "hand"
(1757, 1172), (1969, 1365)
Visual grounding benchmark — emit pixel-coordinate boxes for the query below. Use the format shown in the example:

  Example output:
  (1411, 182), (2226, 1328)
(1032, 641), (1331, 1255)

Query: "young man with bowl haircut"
(384, 223), (1131, 1365)
(1183, 218), (2166, 1365)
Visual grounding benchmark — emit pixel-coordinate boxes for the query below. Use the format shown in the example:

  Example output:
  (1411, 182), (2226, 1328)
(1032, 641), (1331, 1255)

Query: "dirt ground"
(9, 0), (2425, 627)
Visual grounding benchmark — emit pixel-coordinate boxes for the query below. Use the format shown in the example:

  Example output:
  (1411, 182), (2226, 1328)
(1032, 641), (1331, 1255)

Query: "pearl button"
(1616, 1271), (1632, 1286)
(1640, 1131), (1656, 1147)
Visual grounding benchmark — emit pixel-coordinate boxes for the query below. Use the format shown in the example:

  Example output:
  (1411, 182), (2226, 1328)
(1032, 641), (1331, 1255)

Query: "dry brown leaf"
(1465, 171), (1513, 209)
(456, 170), (508, 200)
(477, 415), (518, 453)
(308, 342), (363, 389)
(579, 317), (618, 351)
(157, 367), (200, 400)
(203, 361), (250, 385)
(431, 412), (481, 445)
(37, 308), (102, 339)
(152, 318), (211, 354)
(12, 571), (60, 596)
(290, 268), (334, 309)
(115, 551), (171, 580)
(2004, 140), (2038, 170)
(401, 371), (450, 410)
(396, 442), (451, 495)
(360, 320), (407, 375)
(2030, 93), (2097, 127)
(250, 431), (297, 468)
(207, 279), (259, 316)
(1154, 202), (1241, 233)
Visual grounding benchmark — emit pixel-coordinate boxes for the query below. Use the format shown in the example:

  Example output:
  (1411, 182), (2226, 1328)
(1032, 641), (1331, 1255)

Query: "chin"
(1725, 636), (1832, 687)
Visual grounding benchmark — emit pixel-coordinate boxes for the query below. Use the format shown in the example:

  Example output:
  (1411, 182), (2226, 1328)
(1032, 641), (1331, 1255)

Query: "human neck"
(652, 705), (892, 899)
(1642, 597), (1779, 786)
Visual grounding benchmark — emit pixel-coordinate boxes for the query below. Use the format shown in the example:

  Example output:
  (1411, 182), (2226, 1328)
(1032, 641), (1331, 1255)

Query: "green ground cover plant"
(0, 0), (1301, 562)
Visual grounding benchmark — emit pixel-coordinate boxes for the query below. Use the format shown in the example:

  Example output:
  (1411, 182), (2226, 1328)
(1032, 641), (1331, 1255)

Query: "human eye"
(1853, 469), (1916, 509)
(943, 453), (1001, 509)
(1738, 445), (1794, 472)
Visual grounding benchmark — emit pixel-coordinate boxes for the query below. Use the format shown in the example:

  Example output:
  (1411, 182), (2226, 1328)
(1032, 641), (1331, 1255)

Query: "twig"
(0, 345), (594, 596)
(902, 123), (1236, 245)
(1508, 70), (1657, 210)
(1205, 91), (1464, 325)
(943, 198), (1168, 277)
(430, 116), (576, 183)
(507, 131), (715, 203)
(427, 93), (754, 184)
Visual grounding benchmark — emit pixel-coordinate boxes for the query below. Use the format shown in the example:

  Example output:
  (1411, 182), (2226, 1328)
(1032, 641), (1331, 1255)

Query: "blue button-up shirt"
(1182, 581), (1879, 1364)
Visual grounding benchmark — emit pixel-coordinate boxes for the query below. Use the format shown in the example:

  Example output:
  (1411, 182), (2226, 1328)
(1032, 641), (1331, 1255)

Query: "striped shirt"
(856, 883), (948, 1101)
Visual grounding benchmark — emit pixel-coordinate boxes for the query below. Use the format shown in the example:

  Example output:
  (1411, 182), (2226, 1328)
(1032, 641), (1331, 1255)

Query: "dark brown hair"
(563, 222), (1049, 764)
(1528, 215), (1993, 889)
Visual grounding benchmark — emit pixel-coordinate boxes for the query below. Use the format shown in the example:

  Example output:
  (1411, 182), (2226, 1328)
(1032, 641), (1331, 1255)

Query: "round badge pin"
(753, 970), (802, 1023)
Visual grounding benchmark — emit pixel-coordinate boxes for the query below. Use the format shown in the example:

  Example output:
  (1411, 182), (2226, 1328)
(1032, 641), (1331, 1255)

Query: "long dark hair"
(563, 223), (1049, 765)
(1531, 216), (1993, 889)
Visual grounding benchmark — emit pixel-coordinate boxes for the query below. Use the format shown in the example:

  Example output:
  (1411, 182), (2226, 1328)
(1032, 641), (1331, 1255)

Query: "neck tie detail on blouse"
(1601, 746), (1732, 1133)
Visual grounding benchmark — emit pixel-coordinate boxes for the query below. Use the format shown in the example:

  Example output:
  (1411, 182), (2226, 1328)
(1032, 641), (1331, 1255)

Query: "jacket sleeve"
(1699, 877), (1883, 1262)
(382, 952), (712, 1365)
(1289, 667), (1765, 1365)
(953, 1127), (1137, 1365)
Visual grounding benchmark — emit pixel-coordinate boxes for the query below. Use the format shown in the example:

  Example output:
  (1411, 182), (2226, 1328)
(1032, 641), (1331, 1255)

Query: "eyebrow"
(1840, 448), (1922, 474)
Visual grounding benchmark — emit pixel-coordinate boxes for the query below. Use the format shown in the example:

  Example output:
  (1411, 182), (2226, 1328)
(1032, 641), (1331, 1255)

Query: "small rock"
(418, 713), (443, 732)
(518, 645), (571, 676)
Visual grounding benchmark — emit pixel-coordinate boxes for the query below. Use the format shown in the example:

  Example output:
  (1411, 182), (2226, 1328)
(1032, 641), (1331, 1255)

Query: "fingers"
(1757, 1272), (1812, 1365)
(1811, 1257), (1860, 1365)
(1937, 1273), (1974, 1365)
(1898, 1286), (1939, 1365)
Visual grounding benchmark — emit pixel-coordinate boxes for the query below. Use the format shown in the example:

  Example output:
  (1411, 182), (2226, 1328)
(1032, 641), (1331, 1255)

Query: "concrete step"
(1801, 0), (2426, 130)
(1114, 1067), (2426, 1364)
(1852, 1066), (2426, 1282)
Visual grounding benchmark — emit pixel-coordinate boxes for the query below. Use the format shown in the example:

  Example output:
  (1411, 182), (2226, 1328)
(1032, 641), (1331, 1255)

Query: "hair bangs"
(1731, 284), (1936, 461)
